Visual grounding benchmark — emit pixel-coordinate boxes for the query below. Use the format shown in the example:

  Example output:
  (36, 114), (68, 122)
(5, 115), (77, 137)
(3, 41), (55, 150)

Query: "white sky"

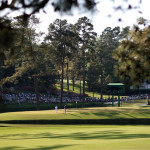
(3, 0), (150, 36)
(35, 0), (150, 36)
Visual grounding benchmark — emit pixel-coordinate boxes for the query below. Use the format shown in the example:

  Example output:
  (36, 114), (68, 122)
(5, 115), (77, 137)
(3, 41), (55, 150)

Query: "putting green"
(0, 124), (150, 150)
(0, 106), (150, 121)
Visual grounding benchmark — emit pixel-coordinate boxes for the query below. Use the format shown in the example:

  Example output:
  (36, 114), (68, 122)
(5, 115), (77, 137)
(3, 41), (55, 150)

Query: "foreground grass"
(0, 124), (150, 150)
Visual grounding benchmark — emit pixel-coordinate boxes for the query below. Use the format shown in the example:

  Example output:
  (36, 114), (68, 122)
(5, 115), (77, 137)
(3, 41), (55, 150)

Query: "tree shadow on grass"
(0, 145), (74, 150)
(0, 146), (21, 150)
(80, 110), (150, 118)
(92, 112), (120, 118)
(0, 125), (11, 127)
(1, 130), (150, 141)
(91, 109), (150, 118)
(68, 113), (82, 118)
(0, 124), (12, 127)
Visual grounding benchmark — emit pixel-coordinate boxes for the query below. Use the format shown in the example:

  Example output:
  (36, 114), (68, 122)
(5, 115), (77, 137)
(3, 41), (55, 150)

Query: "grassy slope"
(0, 99), (149, 121)
(56, 80), (111, 98)
(0, 124), (150, 150)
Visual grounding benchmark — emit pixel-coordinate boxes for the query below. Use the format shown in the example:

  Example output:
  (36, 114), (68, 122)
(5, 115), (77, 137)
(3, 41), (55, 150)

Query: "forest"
(0, 0), (150, 109)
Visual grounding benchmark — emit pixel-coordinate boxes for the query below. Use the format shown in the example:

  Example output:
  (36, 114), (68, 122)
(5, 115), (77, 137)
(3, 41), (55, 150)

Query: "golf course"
(0, 99), (150, 150)
(0, 124), (150, 150)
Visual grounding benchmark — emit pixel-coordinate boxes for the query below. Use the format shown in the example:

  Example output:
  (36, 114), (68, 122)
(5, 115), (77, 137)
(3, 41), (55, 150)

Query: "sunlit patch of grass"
(56, 80), (114, 98)
(0, 104), (150, 121)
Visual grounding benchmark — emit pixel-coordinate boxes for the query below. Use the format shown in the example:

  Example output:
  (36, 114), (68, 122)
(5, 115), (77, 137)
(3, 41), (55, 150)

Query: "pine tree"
(45, 19), (76, 107)
(75, 16), (97, 107)
(114, 18), (150, 86)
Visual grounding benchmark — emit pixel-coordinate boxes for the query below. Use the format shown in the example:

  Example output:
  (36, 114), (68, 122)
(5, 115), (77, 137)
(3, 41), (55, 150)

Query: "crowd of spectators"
(1, 92), (149, 105)
(3, 92), (80, 104)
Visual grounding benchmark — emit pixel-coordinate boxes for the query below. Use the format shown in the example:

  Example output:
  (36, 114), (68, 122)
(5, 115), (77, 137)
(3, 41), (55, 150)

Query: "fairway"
(0, 124), (150, 150)
(0, 101), (150, 149)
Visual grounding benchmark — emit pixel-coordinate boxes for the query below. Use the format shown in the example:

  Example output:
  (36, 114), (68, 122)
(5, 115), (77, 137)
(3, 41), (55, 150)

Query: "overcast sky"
(35, 0), (150, 36)
(4, 0), (150, 36)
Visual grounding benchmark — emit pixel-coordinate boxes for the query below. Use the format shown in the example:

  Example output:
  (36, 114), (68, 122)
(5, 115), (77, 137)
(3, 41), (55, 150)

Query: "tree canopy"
(114, 18), (150, 86)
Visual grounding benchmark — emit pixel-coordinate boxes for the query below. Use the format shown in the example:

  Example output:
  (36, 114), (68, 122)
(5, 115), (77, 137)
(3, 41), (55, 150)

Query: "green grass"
(0, 100), (150, 121)
(118, 99), (148, 107)
(0, 124), (150, 150)
(56, 79), (111, 98)
(0, 99), (150, 149)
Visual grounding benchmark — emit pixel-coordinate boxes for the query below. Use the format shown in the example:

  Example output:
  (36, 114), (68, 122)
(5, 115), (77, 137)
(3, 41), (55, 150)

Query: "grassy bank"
(56, 80), (111, 98)
(0, 105), (150, 121)
(0, 99), (149, 124)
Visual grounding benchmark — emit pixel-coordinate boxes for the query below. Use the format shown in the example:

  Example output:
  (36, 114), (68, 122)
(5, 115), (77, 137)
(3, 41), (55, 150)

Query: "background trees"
(45, 19), (76, 107)
(86, 27), (121, 99)
(1, 12), (146, 103)
(75, 16), (97, 106)
(0, 15), (57, 109)
(86, 26), (130, 97)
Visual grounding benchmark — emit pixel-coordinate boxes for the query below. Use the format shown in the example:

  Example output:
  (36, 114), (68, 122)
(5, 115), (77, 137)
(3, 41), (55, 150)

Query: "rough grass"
(0, 124), (150, 150)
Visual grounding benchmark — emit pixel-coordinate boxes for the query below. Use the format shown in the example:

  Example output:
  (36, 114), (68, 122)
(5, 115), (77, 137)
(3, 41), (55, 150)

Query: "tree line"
(0, 15), (130, 108)
(1, 15), (150, 109)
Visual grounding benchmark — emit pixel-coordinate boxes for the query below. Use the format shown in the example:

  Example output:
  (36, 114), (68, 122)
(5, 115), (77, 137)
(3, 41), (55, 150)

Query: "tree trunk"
(66, 60), (69, 93)
(93, 91), (94, 98)
(82, 50), (85, 107)
(100, 70), (103, 100)
(60, 61), (64, 108)
(80, 79), (82, 101)
(72, 78), (75, 91)
(34, 76), (40, 110)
